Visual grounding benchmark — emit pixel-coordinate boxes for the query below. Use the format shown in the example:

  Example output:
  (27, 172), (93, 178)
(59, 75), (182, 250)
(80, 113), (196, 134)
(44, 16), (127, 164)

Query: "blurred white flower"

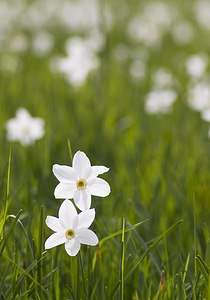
(53, 151), (110, 211)
(127, 2), (176, 46)
(52, 35), (101, 86)
(194, 0), (210, 30)
(201, 108), (210, 122)
(188, 82), (210, 112)
(152, 68), (174, 88)
(58, 0), (112, 31)
(171, 20), (194, 45)
(32, 31), (54, 56)
(20, 0), (57, 30)
(145, 89), (177, 114)
(45, 199), (98, 256)
(185, 54), (208, 79)
(6, 108), (45, 146)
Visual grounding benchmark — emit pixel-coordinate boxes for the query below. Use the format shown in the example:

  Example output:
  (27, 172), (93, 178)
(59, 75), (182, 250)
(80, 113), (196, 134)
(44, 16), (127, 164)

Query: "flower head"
(145, 88), (177, 115)
(53, 151), (110, 211)
(45, 199), (98, 256)
(6, 108), (45, 146)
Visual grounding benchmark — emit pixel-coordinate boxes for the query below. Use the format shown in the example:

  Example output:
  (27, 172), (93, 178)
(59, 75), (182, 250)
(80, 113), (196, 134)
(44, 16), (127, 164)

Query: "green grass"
(1, 0), (210, 298)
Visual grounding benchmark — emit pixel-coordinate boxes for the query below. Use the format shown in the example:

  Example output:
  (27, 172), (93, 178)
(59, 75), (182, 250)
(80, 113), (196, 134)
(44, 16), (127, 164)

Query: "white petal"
(83, 167), (92, 180)
(87, 178), (111, 197)
(58, 199), (77, 228)
(74, 189), (91, 211)
(89, 166), (109, 180)
(65, 238), (81, 256)
(72, 151), (91, 178)
(54, 183), (76, 199)
(45, 216), (65, 232)
(76, 228), (98, 246)
(45, 232), (66, 249)
(77, 209), (95, 229)
(53, 164), (77, 183)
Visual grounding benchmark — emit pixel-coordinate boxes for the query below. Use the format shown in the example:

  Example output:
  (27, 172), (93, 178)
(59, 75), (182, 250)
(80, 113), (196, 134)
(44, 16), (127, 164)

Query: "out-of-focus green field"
(1, 0), (210, 299)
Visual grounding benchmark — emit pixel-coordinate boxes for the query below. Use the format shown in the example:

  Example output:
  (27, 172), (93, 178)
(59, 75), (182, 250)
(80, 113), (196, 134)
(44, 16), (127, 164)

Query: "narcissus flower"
(6, 107), (44, 146)
(53, 151), (110, 211)
(45, 199), (98, 256)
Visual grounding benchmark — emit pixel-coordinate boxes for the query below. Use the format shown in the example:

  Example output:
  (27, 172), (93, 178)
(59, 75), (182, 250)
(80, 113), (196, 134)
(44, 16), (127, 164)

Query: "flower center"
(77, 179), (87, 190)
(65, 229), (75, 240)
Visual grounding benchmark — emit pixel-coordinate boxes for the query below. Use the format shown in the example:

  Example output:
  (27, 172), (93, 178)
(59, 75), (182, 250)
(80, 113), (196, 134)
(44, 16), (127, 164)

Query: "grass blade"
(125, 220), (183, 281)
(120, 217), (125, 300)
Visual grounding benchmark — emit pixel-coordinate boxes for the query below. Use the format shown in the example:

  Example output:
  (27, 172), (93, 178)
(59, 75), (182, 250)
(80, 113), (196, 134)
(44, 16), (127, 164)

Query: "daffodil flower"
(53, 151), (110, 211)
(6, 107), (45, 146)
(45, 199), (98, 256)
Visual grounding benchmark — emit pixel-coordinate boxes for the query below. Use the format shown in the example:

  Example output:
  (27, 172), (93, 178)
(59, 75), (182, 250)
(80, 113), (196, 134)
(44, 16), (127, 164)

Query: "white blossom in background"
(152, 68), (175, 88)
(66, 30), (104, 54)
(58, 0), (112, 31)
(6, 108), (45, 146)
(0, 0), (111, 50)
(201, 108), (210, 122)
(52, 35), (102, 86)
(188, 82), (210, 112)
(145, 89), (177, 115)
(45, 199), (98, 256)
(194, 0), (210, 30)
(0, 1), (24, 38)
(185, 54), (208, 79)
(20, 0), (59, 30)
(31, 31), (54, 56)
(53, 151), (110, 211)
(127, 2), (176, 46)
(171, 20), (194, 45)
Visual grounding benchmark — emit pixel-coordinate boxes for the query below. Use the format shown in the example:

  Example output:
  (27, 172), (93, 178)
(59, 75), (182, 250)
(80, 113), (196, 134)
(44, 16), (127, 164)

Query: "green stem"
(193, 196), (197, 278)
(78, 251), (87, 298)
(120, 217), (125, 300)
(67, 139), (73, 162)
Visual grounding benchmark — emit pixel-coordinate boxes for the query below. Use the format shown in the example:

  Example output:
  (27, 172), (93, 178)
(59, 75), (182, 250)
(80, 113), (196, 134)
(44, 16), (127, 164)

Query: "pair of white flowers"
(45, 151), (110, 256)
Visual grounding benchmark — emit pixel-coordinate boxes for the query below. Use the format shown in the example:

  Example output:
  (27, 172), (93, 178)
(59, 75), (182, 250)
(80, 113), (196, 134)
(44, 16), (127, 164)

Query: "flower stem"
(120, 217), (126, 300)
(78, 251), (87, 298)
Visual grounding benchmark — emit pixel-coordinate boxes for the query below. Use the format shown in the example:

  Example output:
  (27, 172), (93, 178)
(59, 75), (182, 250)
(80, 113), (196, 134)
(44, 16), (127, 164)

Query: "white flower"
(185, 54), (208, 79)
(201, 108), (210, 122)
(32, 31), (54, 56)
(194, 0), (210, 30)
(6, 108), (45, 146)
(127, 2), (176, 46)
(188, 82), (210, 112)
(152, 68), (174, 88)
(45, 199), (98, 256)
(171, 20), (194, 45)
(53, 151), (110, 211)
(54, 36), (100, 87)
(145, 88), (177, 115)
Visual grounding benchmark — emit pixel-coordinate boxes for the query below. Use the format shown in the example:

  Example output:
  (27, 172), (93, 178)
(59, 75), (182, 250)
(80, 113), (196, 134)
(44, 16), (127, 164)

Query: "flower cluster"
(45, 151), (110, 256)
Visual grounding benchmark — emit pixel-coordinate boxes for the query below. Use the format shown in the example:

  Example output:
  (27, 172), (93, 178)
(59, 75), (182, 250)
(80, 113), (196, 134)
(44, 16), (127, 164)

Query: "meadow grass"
(1, 0), (210, 299)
